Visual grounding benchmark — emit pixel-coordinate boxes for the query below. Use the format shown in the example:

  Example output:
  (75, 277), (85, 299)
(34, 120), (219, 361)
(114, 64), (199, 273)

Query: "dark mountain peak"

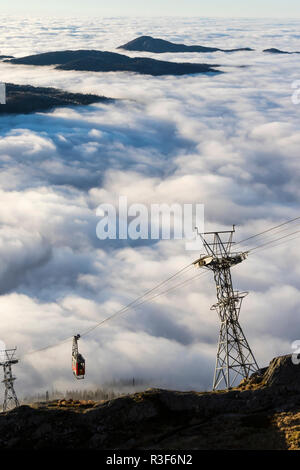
(118, 36), (190, 53)
(118, 35), (254, 54)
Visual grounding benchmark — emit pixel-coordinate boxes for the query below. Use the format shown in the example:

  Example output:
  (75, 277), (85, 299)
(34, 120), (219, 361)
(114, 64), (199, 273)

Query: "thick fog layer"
(0, 16), (299, 396)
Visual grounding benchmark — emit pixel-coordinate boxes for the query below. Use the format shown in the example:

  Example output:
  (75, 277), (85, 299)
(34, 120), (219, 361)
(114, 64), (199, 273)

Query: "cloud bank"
(0, 16), (299, 397)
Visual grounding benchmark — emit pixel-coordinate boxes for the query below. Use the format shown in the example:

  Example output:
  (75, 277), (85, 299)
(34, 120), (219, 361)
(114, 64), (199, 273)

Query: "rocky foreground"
(0, 355), (300, 450)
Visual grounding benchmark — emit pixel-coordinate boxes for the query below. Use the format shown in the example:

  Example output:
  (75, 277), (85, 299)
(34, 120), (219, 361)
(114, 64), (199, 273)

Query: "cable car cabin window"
(72, 354), (85, 379)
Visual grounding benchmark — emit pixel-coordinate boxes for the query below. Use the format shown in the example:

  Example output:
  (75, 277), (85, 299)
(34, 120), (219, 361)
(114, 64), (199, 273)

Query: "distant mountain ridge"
(0, 83), (111, 115)
(6, 50), (220, 76)
(263, 48), (300, 54)
(118, 35), (254, 53)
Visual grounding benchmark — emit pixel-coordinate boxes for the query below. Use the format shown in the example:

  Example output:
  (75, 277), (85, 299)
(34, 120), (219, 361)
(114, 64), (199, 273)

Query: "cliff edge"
(0, 355), (299, 450)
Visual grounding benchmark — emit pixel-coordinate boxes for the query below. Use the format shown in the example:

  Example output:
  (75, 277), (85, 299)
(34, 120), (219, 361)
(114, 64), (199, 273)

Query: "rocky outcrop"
(0, 355), (299, 449)
(238, 354), (300, 391)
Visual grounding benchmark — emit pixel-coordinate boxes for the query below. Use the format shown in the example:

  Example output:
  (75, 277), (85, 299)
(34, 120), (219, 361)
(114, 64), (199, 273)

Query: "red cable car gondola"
(72, 334), (85, 380)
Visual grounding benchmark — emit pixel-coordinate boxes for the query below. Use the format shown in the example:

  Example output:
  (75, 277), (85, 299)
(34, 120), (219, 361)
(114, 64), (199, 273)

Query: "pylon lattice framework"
(194, 226), (260, 390)
(0, 349), (19, 412)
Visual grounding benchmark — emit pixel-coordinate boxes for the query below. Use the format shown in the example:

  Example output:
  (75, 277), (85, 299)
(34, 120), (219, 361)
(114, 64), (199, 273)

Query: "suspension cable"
(22, 216), (300, 358)
(248, 231), (300, 256)
(236, 216), (300, 247)
(22, 261), (196, 357)
(248, 230), (300, 253)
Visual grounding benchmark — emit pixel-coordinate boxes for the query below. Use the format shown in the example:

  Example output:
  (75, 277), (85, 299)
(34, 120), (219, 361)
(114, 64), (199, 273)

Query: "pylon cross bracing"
(0, 349), (19, 412)
(194, 226), (259, 390)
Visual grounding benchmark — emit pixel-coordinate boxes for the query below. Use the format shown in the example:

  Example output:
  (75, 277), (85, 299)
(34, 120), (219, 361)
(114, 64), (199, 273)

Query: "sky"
(1, 0), (300, 18)
(0, 16), (300, 399)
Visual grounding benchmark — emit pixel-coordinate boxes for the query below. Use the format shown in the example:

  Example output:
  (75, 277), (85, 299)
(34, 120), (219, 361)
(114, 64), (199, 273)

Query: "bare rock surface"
(0, 355), (299, 449)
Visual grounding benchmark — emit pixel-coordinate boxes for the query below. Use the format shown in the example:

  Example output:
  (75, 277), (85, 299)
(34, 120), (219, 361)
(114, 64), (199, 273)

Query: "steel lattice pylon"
(0, 349), (19, 412)
(194, 226), (259, 390)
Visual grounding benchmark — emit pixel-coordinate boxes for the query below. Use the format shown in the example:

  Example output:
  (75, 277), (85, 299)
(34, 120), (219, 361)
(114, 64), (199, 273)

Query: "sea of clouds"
(0, 16), (300, 397)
